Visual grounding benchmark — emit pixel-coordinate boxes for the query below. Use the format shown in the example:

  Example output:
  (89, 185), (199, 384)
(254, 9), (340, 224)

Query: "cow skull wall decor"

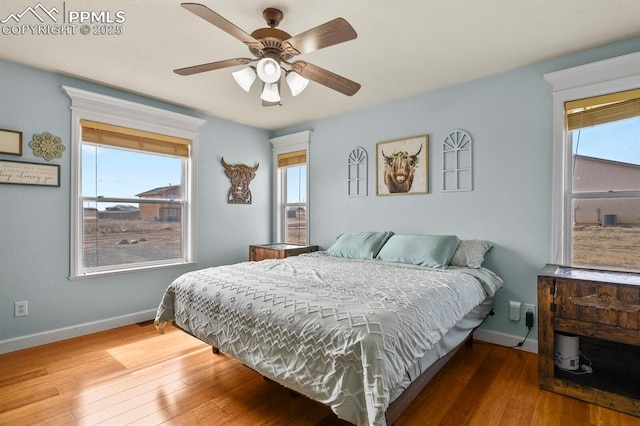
(221, 157), (259, 204)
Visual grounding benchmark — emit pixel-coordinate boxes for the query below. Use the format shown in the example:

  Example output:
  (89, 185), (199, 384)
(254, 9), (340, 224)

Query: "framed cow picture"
(376, 135), (428, 196)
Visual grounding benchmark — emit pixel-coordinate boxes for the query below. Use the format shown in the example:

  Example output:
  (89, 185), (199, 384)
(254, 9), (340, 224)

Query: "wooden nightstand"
(249, 243), (319, 261)
(538, 264), (640, 417)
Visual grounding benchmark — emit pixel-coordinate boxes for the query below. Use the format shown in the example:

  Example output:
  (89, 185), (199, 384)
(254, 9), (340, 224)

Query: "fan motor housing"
(250, 27), (293, 61)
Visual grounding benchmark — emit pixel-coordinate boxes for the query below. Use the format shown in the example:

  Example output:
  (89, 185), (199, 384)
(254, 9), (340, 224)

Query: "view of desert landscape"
(572, 224), (640, 271)
(83, 214), (638, 271)
(82, 213), (306, 268)
(285, 209), (307, 244)
(83, 217), (181, 268)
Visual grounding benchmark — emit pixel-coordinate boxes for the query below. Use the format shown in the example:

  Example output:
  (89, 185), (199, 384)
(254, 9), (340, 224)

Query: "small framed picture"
(0, 159), (60, 187)
(0, 128), (22, 156)
(376, 134), (428, 195)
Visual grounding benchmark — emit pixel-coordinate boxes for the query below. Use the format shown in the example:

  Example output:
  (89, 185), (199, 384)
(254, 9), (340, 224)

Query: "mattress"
(155, 252), (503, 425)
(391, 297), (494, 401)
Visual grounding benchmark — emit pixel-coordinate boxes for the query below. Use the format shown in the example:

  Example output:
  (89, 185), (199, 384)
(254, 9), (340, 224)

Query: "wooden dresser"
(537, 264), (640, 416)
(249, 243), (318, 261)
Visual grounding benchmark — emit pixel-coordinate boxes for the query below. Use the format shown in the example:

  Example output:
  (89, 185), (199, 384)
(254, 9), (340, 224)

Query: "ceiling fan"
(174, 3), (361, 106)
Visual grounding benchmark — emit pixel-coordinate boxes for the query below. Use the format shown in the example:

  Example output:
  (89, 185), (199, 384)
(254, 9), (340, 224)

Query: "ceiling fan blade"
(290, 60), (360, 96)
(174, 58), (253, 76)
(281, 18), (357, 56)
(181, 3), (263, 51)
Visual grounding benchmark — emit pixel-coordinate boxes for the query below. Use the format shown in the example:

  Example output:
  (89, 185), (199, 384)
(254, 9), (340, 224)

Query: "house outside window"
(270, 131), (311, 245)
(64, 86), (205, 278)
(136, 185), (182, 222)
(545, 53), (640, 273)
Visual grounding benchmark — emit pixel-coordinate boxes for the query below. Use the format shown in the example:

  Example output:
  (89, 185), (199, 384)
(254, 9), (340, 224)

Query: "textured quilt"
(155, 253), (502, 425)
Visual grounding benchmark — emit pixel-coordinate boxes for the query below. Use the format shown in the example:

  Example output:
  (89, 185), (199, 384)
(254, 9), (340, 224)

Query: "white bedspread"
(155, 253), (502, 425)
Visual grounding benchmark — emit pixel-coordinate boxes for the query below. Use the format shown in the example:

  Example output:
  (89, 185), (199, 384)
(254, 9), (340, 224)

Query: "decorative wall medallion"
(221, 157), (259, 204)
(570, 293), (640, 313)
(29, 132), (65, 161)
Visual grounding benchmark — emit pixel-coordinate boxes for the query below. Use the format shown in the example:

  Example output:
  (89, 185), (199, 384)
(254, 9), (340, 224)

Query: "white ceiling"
(1, 1), (639, 130)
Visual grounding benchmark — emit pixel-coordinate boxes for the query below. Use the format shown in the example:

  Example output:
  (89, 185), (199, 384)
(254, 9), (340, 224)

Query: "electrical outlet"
(14, 301), (28, 317)
(524, 303), (535, 326)
(524, 303), (535, 316)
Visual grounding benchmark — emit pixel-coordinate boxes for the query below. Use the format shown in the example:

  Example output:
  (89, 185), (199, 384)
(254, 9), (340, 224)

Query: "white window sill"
(68, 260), (197, 280)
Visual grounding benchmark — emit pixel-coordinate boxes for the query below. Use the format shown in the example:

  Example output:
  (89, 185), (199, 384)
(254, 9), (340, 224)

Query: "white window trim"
(269, 130), (312, 243)
(63, 86), (205, 279)
(543, 52), (640, 265)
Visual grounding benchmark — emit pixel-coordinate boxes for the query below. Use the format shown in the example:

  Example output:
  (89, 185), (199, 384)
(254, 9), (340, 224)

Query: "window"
(567, 91), (640, 271)
(280, 151), (307, 244)
(64, 86), (205, 278)
(545, 53), (640, 272)
(270, 131), (311, 245)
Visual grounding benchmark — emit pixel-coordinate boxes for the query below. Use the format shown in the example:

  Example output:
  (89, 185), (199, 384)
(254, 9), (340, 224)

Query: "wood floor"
(1, 322), (638, 425)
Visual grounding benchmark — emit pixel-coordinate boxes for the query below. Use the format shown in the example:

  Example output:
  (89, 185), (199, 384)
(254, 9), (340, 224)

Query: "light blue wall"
(0, 59), (271, 342)
(1, 36), (638, 347)
(274, 37), (640, 340)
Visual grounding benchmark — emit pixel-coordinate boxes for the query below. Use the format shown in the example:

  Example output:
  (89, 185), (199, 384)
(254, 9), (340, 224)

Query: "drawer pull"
(570, 293), (640, 313)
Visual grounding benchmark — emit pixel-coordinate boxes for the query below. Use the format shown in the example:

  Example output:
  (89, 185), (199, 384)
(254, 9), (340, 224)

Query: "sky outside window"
(572, 116), (640, 165)
(286, 164), (306, 203)
(82, 144), (182, 199)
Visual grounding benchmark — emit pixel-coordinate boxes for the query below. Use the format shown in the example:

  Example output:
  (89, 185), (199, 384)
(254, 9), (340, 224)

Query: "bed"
(155, 233), (502, 425)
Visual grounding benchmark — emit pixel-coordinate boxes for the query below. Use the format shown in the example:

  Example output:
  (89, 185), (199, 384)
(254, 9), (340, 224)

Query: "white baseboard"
(473, 328), (538, 354)
(0, 309), (157, 355)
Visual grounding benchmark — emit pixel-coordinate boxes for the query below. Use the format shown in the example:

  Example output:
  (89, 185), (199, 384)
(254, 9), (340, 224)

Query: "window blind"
(277, 149), (306, 167)
(565, 88), (640, 131)
(81, 120), (190, 158)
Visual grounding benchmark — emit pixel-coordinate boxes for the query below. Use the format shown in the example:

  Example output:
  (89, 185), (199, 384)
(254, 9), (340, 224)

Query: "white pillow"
(449, 240), (494, 268)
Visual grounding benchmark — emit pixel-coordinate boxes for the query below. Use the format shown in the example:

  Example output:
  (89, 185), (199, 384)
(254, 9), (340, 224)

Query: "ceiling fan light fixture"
(260, 82), (281, 103)
(256, 57), (281, 83)
(175, 6), (361, 106)
(286, 71), (309, 96)
(232, 66), (256, 92)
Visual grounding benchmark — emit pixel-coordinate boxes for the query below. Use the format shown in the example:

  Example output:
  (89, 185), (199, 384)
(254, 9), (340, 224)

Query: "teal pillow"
(327, 231), (394, 259)
(376, 234), (461, 268)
